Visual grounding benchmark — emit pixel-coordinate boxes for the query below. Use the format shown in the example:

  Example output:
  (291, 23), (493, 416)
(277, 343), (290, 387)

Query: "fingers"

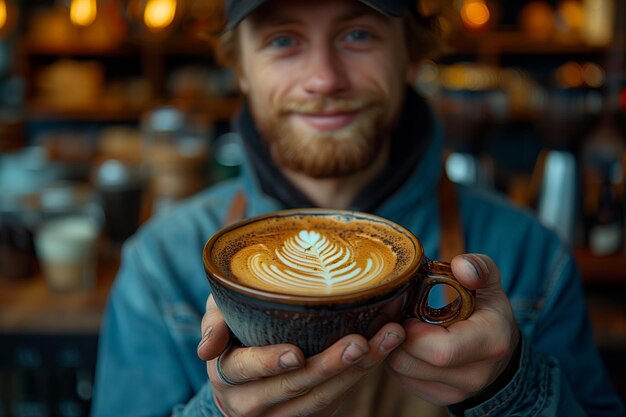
(386, 319), (513, 406)
(289, 323), (404, 387)
(388, 330), (496, 389)
(213, 335), (369, 417)
(215, 323), (405, 417)
(267, 323), (406, 417)
(249, 335), (371, 400)
(197, 295), (231, 361)
(447, 254), (514, 358)
(399, 318), (511, 366)
(208, 344), (305, 387)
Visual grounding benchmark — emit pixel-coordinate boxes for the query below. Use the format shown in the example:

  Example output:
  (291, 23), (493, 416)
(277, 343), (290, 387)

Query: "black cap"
(226, 0), (416, 29)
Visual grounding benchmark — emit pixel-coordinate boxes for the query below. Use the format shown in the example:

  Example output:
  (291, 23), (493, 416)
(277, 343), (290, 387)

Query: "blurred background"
(0, 0), (625, 415)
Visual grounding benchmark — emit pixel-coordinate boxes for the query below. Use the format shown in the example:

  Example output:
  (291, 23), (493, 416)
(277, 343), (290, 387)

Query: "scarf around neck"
(234, 87), (433, 212)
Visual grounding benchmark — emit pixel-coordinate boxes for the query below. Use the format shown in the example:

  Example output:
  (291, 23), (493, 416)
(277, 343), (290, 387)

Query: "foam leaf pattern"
(249, 230), (385, 293)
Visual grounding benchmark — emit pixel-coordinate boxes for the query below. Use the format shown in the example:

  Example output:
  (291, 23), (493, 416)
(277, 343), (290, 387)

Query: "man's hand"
(386, 254), (520, 406)
(198, 296), (406, 417)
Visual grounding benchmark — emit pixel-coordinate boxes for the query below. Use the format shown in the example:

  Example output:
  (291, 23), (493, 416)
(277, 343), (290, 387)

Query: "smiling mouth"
(295, 112), (359, 131)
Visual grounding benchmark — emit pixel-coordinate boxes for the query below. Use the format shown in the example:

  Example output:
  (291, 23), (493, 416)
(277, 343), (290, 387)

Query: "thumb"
(450, 254), (501, 292)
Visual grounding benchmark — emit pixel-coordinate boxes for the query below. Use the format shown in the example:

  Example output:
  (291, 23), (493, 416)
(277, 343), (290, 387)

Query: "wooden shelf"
(16, 32), (235, 125)
(448, 31), (608, 56)
(26, 102), (147, 122)
(19, 41), (142, 57)
(19, 36), (215, 58)
(0, 259), (118, 334)
(149, 36), (216, 55)
(25, 96), (242, 122)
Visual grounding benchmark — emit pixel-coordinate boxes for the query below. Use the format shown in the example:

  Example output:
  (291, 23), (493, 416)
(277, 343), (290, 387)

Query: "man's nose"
(302, 44), (349, 96)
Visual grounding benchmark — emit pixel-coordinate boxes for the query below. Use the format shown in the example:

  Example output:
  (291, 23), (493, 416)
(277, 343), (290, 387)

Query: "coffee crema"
(212, 214), (418, 296)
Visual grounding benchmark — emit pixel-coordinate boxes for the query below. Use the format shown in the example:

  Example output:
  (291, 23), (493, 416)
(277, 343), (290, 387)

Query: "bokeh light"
(70, 0), (97, 27)
(460, 0), (491, 30)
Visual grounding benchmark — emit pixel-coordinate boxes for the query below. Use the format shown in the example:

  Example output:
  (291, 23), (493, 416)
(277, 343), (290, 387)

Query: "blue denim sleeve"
(454, 338), (587, 417)
(171, 384), (225, 417)
(91, 240), (223, 417)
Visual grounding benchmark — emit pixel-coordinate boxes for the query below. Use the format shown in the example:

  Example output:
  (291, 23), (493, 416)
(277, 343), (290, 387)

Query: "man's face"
(237, 0), (411, 178)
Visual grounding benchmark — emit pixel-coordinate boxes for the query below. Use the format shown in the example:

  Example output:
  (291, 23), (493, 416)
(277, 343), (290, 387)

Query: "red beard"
(257, 95), (390, 178)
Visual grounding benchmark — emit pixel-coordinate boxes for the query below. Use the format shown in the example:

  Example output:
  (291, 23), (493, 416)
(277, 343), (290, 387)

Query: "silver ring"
(215, 343), (241, 386)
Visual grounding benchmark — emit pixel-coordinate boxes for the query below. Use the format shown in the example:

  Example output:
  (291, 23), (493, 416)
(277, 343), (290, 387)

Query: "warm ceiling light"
(461, 0), (491, 30)
(557, 0), (584, 32)
(144, 0), (177, 30)
(70, 0), (97, 26)
(0, 0), (18, 37)
(0, 0), (7, 31)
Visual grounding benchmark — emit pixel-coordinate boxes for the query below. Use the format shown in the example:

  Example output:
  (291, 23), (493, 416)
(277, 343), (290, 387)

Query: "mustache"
(278, 96), (379, 114)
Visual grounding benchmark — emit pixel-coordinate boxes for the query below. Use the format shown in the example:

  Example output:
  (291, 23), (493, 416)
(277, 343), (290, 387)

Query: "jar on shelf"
(141, 106), (212, 216)
(34, 182), (103, 291)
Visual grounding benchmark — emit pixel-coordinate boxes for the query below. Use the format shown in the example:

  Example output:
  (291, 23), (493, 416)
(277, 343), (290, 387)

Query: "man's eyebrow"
(248, 5), (298, 28)
(336, 8), (390, 24)
(250, 13), (298, 28)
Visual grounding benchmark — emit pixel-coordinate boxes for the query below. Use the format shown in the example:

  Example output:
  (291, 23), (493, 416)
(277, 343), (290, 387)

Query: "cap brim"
(226, 0), (268, 30)
(359, 0), (410, 17)
(226, 0), (412, 30)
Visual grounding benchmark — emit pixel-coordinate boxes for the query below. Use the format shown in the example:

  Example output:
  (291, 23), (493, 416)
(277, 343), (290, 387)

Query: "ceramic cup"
(203, 209), (474, 357)
(35, 215), (100, 291)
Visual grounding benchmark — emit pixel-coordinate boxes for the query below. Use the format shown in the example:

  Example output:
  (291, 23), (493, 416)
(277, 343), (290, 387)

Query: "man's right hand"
(197, 295), (405, 417)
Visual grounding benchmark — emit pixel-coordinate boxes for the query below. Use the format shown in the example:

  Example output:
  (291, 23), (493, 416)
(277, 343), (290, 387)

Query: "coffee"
(204, 209), (474, 356)
(210, 213), (418, 296)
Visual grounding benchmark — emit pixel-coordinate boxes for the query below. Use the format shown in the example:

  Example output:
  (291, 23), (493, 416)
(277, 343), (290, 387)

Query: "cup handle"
(412, 258), (475, 327)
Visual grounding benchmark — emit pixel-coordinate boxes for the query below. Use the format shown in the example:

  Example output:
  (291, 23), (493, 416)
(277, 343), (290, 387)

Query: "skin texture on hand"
(386, 254), (521, 406)
(198, 296), (406, 417)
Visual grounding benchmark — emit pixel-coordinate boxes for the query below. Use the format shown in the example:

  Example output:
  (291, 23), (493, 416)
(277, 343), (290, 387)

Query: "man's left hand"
(386, 254), (520, 406)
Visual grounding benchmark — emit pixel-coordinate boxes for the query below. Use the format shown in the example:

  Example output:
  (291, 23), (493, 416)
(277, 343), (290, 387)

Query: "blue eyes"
(268, 30), (373, 50)
(270, 36), (297, 48)
(270, 36), (296, 48)
(345, 30), (371, 42)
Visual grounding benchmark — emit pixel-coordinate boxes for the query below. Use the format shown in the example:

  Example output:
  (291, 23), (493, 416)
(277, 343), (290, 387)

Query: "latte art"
(248, 230), (386, 294)
(208, 212), (420, 298)
(230, 228), (398, 296)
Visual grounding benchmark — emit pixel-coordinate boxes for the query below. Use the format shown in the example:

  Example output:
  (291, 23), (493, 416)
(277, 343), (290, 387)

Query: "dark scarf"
(234, 87), (433, 212)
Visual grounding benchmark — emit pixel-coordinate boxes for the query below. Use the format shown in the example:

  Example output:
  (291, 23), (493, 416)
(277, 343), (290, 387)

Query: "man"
(92, 0), (625, 416)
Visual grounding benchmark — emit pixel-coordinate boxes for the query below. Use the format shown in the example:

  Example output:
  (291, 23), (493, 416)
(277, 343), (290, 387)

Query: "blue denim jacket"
(91, 121), (625, 416)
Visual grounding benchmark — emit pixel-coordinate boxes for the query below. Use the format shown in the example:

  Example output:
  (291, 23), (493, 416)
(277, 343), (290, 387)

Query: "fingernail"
(342, 343), (368, 364)
(379, 332), (403, 353)
(202, 326), (214, 339)
(462, 256), (483, 280)
(279, 350), (301, 370)
(197, 337), (208, 353)
(197, 327), (213, 351)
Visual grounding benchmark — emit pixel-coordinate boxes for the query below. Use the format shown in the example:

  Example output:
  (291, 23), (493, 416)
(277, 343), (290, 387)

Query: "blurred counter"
(0, 259), (118, 335)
